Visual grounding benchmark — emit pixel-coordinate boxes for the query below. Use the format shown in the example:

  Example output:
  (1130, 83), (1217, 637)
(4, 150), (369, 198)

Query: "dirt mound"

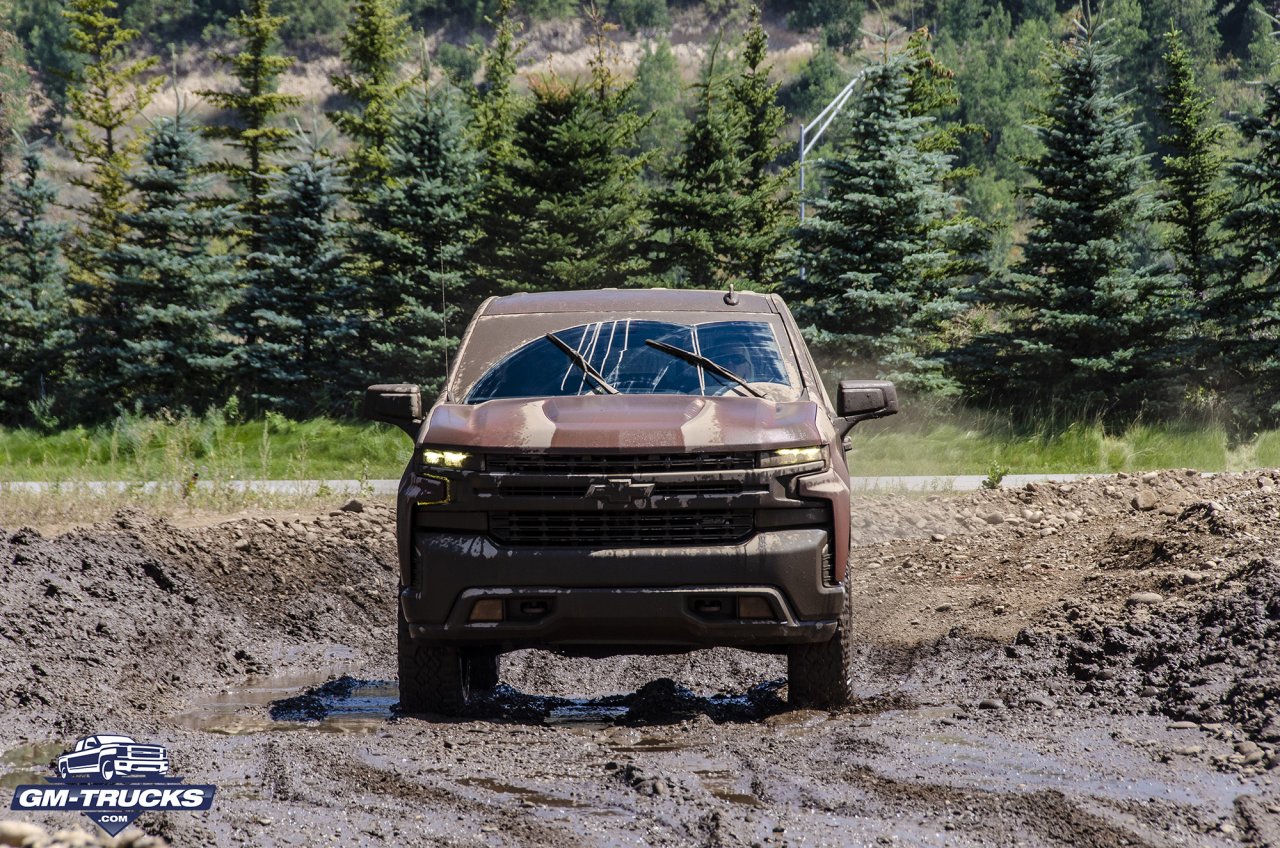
(0, 504), (396, 736)
(1047, 553), (1280, 749)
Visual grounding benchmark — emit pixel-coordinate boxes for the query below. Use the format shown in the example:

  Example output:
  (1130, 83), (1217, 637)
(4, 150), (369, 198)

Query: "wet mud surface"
(2, 472), (1279, 846)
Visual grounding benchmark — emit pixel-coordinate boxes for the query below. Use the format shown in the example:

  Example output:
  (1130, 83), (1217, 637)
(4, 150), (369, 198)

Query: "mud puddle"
(0, 742), (64, 788)
(693, 770), (765, 807)
(173, 673), (397, 735)
(864, 707), (1255, 810)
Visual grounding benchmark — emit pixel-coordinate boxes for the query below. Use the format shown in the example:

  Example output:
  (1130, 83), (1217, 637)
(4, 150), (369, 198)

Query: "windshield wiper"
(643, 339), (765, 398)
(545, 332), (620, 395)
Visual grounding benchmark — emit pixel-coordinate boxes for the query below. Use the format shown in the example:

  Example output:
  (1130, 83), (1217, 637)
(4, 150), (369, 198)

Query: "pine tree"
(1156, 28), (1226, 309)
(470, 0), (523, 171)
(468, 0), (526, 298)
(328, 0), (412, 196)
(236, 144), (358, 416)
(483, 11), (649, 294)
(956, 14), (1178, 412)
(904, 27), (977, 159)
(902, 28), (989, 302)
(108, 113), (236, 414)
(0, 140), (69, 426)
(197, 0), (302, 252)
(628, 37), (685, 168)
(1220, 78), (1280, 420)
(356, 88), (480, 392)
(649, 48), (750, 288)
(62, 0), (160, 260)
(62, 0), (161, 410)
(727, 6), (792, 286)
(782, 57), (971, 394)
(493, 74), (650, 292)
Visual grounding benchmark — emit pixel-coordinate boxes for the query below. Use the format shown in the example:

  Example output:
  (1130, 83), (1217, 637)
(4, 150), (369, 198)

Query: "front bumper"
(401, 527), (841, 650)
(116, 761), (169, 774)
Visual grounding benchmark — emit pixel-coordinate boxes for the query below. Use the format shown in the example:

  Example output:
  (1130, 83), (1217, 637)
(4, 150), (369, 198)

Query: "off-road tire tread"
(787, 593), (854, 709)
(398, 607), (467, 715)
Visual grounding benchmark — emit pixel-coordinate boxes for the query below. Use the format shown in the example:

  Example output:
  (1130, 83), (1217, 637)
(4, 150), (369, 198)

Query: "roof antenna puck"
(724, 284), (740, 306)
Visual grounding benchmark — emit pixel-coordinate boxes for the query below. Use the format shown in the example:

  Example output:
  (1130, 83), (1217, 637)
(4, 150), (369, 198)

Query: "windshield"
(465, 319), (794, 403)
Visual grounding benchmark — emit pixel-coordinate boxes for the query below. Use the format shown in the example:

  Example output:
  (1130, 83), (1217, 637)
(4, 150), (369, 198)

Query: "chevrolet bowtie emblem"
(586, 478), (655, 503)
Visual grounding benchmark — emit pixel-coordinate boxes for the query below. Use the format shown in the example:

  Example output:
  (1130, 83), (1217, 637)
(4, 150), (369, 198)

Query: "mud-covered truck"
(365, 289), (897, 714)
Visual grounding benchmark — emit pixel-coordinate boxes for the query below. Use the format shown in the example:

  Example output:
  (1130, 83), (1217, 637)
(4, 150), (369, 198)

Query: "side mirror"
(363, 384), (423, 437)
(836, 379), (898, 436)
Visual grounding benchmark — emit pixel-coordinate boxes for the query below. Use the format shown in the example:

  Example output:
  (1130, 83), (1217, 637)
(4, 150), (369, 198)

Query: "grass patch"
(849, 415), (1264, 476)
(0, 410), (411, 484)
(1254, 430), (1280, 468)
(3, 406), (1279, 501)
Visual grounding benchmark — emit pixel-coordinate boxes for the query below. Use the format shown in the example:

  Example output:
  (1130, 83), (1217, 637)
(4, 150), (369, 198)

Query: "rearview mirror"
(363, 384), (423, 437)
(836, 379), (898, 436)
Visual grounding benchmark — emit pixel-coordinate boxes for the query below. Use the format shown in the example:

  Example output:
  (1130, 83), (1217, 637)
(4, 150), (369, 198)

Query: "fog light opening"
(518, 600), (550, 617)
(737, 596), (774, 620)
(693, 598), (724, 615)
(469, 598), (505, 622)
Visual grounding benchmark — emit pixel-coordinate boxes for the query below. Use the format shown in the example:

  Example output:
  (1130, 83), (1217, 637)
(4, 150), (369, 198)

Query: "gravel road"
(2, 470), (1278, 847)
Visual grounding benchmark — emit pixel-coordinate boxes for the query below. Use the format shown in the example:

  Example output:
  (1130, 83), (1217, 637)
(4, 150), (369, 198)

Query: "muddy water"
(138, 667), (1274, 848)
(0, 742), (65, 789)
(172, 672), (398, 735)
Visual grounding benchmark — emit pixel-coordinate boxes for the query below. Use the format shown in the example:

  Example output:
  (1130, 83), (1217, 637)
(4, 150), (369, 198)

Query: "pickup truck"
(366, 288), (896, 715)
(56, 735), (170, 780)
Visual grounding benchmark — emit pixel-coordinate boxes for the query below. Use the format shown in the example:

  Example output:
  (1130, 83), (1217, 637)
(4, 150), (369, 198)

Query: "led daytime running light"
(422, 449), (471, 468)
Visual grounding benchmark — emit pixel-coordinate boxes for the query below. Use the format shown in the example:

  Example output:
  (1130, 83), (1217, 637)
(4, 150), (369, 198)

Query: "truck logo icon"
(586, 478), (654, 504)
(9, 734), (214, 836)
(55, 735), (170, 781)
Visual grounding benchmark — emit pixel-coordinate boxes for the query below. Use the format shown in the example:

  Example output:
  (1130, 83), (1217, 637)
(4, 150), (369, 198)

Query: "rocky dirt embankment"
(0, 501), (397, 735)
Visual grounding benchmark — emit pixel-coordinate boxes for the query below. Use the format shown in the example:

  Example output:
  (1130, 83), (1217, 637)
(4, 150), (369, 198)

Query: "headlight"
(759, 446), (825, 468)
(419, 449), (483, 471)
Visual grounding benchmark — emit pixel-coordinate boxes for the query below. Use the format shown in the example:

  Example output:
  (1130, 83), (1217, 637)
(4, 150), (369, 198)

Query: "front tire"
(99, 759), (116, 781)
(787, 593), (854, 709)
(397, 606), (500, 715)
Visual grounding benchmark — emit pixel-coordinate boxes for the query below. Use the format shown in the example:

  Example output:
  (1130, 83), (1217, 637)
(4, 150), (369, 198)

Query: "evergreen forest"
(2, 0), (1280, 436)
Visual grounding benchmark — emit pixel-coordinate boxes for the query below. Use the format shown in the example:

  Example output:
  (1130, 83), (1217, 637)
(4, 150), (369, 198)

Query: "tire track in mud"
(841, 767), (1166, 848)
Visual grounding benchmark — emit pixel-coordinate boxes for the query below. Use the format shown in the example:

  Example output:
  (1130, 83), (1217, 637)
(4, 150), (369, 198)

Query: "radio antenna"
(440, 257), (451, 389)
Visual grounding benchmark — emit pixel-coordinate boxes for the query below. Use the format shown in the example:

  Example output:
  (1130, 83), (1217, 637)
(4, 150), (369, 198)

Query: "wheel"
(397, 606), (500, 715)
(787, 592), (854, 709)
(100, 758), (116, 781)
(58, 761), (68, 779)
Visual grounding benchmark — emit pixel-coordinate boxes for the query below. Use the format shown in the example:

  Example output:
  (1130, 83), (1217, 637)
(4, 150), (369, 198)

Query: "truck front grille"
(487, 452), (756, 475)
(486, 480), (750, 499)
(489, 510), (754, 545)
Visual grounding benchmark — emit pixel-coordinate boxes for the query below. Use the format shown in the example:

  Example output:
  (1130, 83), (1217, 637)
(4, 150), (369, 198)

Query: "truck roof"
(480, 288), (780, 316)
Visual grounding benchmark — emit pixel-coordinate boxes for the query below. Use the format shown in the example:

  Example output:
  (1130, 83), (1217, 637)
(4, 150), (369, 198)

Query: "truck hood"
(423, 395), (825, 452)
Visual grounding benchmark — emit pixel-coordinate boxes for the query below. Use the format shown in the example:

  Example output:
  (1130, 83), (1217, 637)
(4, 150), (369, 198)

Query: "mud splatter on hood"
(423, 395), (825, 452)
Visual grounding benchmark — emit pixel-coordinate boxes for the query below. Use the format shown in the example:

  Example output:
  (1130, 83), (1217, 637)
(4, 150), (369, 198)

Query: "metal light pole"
(798, 68), (869, 222)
